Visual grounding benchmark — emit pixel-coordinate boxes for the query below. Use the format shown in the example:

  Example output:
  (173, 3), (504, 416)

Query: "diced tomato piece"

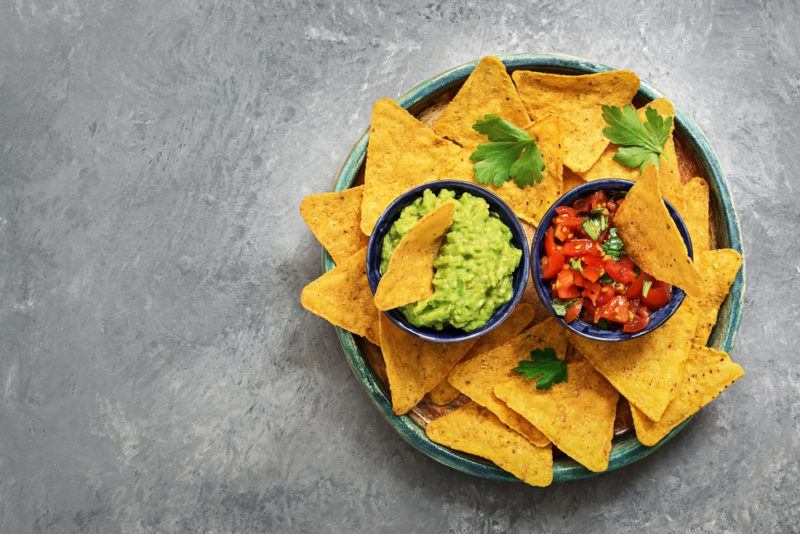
(544, 227), (561, 256)
(555, 206), (579, 217)
(604, 258), (637, 284)
(597, 285), (615, 305)
(572, 270), (588, 288)
(642, 281), (672, 310)
(572, 197), (591, 212)
(554, 224), (572, 242)
(562, 239), (601, 257)
(600, 295), (631, 324)
(554, 213), (585, 229)
(564, 300), (582, 323)
(589, 191), (608, 211)
(556, 269), (574, 287)
(581, 298), (599, 323)
(623, 303), (650, 332)
(582, 265), (603, 282)
(554, 269), (580, 298)
(556, 285), (580, 299)
(582, 255), (604, 268)
(541, 254), (563, 279)
(625, 273), (645, 299)
(581, 281), (601, 305)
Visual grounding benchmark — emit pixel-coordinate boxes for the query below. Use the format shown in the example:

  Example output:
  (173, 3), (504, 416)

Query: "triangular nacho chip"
(300, 186), (369, 264)
(448, 318), (567, 447)
(300, 247), (379, 345)
(512, 69), (640, 173)
(485, 116), (564, 225)
(374, 203), (454, 310)
(433, 56), (530, 151)
(426, 402), (553, 487)
(568, 303), (697, 422)
(428, 302), (536, 405)
(614, 165), (704, 296)
(579, 99), (681, 206)
(494, 360), (618, 472)
(632, 345), (744, 445)
(361, 98), (472, 235)
(379, 314), (475, 414)
(678, 177), (711, 254)
(562, 167), (585, 193)
(688, 249), (743, 345)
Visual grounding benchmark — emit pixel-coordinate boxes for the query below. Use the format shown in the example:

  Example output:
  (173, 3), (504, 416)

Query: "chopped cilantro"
(601, 104), (673, 173)
(582, 214), (608, 241)
(598, 273), (615, 285)
(470, 114), (545, 188)
(602, 228), (625, 260)
(512, 347), (568, 390)
(642, 279), (653, 298)
(596, 318), (612, 330)
(569, 258), (583, 273)
(551, 298), (577, 317)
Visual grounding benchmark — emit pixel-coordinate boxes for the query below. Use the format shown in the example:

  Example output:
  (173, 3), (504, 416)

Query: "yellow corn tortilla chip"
(426, 402), (553, 487)
(688, 249), (743, 345)
(678, 177), (711, 254)
(579, 99), (681, 206)
(486, 116), (564, 225)
(428, 302), (536, 405)
(300, 186), (370, 264)
(563, 168), (585, 193)
(494, 360), (618, 473)
(614, 165), (704, 296)
(448, 318), (567, 447)
(512, 69), (640, 173)
(568, 303), (697, 422)
(379, 314), (475, 414)
(631, 345), (744, 446)
(374, 203), (454, 311)
(361, 98), (473, 235)
(300, 247), (379, 345)
(433, 56), (530, 151)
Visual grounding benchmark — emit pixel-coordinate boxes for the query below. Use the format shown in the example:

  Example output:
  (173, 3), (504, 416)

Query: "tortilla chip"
(361, 98), (472, 235)
(614, 165), (704, 296)
(300, 247), (379, 345)
(448, 318), (567, 447)
(486, 116), (564, 225)
(679, 177), (711, 254)
(379, 314), (475, 414)
(568, 303), (697, 422)
(563, 168), (585, 193)
(428, 302), (536, 405)
(300, 186), (370, 264)
(426, 402), (553, 487)
(512, 70), (640, 173)
(494, 360), (618, 472)
(433, 56), (530, 151)
(579, 99), (681, 205)
(688, 249), (743, 345)
(374, 203), (454, 310)
(632, 345), (744, 445)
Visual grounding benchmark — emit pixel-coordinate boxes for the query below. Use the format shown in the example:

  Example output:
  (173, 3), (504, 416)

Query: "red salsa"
(542, 190), (672, 333)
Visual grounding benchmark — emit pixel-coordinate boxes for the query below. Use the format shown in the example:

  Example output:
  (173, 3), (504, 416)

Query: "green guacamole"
(381, 189), (522, 331)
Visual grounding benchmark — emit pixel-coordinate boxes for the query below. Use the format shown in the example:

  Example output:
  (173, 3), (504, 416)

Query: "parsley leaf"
(471, 115), (545, 188)
(569, 258), (583, 273)
(601, 104), (673, 173)
(642, 279), (653, 298)
(602, 227), (625, 260)
(598, 273), (615, 285)
(513, 348), (568, 390)
(551, 298), (577, 316)
(582, 214), (608, 241)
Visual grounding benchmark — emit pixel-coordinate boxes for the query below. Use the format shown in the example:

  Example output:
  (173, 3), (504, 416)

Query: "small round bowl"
(531, 178), (692, 342)
(366, 180), (530, 343)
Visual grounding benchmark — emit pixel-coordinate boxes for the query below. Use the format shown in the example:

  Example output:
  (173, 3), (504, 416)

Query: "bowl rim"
(322, 53), (746, 483)
(365, 179), (531, 344)
(531, 178), (690, 342)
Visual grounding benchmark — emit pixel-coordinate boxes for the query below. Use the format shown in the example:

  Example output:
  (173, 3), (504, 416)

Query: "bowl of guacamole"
(366, 180), (530, 343)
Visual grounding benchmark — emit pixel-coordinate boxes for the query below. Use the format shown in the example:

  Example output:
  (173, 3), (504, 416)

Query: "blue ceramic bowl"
(532, 179), (691, 342)
(324, 53), (745, 484)
(365, 180), (530, 343)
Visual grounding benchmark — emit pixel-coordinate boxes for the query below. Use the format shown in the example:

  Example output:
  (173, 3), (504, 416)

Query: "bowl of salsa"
(366, 180), (530, 343)
(532, 179), (692, 341)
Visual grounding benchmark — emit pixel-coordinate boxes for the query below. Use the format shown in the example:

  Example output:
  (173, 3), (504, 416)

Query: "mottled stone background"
(0, 1), (798, 532)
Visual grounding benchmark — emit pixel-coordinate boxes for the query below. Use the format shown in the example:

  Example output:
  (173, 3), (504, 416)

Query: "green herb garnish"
(598, 273), (615, 285)
(569, 258), (583, 273)
(642, 279), (653, 298)
(601, 104), (673, 173)
(602, 228), (625, 260)
(596, 318), (612, 330)
(582, 214), (608, 241)
(470, 114), (545, 188)
(512, 347), (568, 390)
(551, 298), (577, 317)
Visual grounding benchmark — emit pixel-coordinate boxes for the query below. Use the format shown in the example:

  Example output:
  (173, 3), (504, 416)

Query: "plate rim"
(322, 53), (745, 483)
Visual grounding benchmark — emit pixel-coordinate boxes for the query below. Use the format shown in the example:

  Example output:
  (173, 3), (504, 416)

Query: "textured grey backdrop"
(0, 1), (798, 532)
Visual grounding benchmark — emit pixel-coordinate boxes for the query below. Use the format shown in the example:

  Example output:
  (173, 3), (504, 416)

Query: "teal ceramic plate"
(323, 53), (745, 483)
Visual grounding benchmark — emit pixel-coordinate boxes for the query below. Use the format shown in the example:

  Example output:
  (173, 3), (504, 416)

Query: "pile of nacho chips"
(300, 57), (744, 487)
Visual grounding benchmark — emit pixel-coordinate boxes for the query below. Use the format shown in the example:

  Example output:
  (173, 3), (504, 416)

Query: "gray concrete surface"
(0, 1), (798, 532)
